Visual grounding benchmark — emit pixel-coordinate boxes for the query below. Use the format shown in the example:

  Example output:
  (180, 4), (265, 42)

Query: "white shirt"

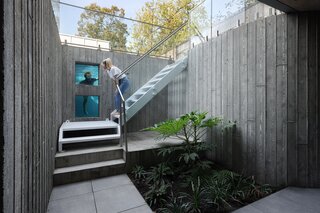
(107, 66), (126, 80)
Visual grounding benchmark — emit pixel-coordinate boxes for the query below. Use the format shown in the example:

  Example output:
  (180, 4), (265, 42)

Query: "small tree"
(144, 111), (225, 164)
(129, 0), (208, 54)
(77, 4), (128, 50)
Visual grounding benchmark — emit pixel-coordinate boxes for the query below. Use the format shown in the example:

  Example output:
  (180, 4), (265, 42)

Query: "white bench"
(58, 120), (120, 152)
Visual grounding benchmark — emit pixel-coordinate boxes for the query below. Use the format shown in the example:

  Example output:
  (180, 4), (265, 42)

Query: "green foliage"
(180, 177), (206, 213)
(144, 111), (223, 143)
(145, 111), (227, 171)
(77, 4), (128, 50)
(131, 165), (147, 180)
(144, 163), (174, 206)
(133, 112), (269, 211)
(179, 152), (199, 164)
(145, 181), (171, 206)
(158, 192), (190, 213)
(129, 0), (208, 54)
(203, 170), (238, 208)
(146, 163), (174, 185)
(202, 170), (272, 209)
(144, 118), (189, 140)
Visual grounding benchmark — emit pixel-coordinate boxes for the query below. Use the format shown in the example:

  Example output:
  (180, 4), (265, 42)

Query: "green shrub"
(157, 192), (190, 213)
(144, 111), (234, 167)
(180, 177), (206, 213)
(146, 163), (174, 185)
(131, 165), (147, 180)
(202, 170), (272, 209)
(144, 163), (174, 207)
(145, 181), (171, 207)
(144, 111), (223, 144)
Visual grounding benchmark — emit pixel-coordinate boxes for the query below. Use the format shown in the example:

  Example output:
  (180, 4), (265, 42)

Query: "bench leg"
(58, 143), (62, 152)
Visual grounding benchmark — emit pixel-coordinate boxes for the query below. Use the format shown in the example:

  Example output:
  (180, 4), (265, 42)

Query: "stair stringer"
(125, 56), (188, 122)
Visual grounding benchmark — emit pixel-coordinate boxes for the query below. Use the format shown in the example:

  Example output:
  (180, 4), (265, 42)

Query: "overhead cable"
(53, 0), (174, 30)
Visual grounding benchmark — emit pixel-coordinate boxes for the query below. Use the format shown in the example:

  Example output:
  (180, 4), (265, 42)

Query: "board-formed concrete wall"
(170, 13), (320, 187)
(61, 46), (170, 132)
(0, 0), (4, 210)
(2, 0), (62, 212)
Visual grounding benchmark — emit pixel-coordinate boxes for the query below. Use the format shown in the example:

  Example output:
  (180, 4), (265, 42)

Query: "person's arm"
(109, 67), (119, 91)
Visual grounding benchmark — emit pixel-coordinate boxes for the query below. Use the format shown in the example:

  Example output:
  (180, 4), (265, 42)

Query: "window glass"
(75, 95), (99, 117)
(75, 63), (99, 86)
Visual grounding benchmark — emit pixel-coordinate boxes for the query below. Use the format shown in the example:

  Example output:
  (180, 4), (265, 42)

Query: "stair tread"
(55, 146), (123, 158)
(123, 56), (188, 122)
(54, 159), (125, 174)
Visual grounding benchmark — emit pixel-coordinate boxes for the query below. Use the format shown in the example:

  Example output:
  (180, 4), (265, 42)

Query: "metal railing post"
(116, 85), (128, 158)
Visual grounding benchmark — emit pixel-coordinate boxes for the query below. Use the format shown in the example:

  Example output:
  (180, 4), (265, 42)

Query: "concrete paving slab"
(49, 181), (92, 201)
(92, 174), (132, 192)
(94, 184), (146, 213)
(127, 131), (183, 152)
(232, 204), (263, 213)
(251, 195), (314, 213)
(47, 193), (96, 213)
(278, 187), (320, 207)
(119, 204), (153, 213)
(233, 187), (320, 213)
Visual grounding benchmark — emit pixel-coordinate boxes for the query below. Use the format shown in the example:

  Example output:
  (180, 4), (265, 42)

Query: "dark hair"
(84, 72), (91, 78)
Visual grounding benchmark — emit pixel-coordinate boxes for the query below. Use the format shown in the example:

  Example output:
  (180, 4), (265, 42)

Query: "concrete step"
(53, 159), (126, 186)
(55, 146), (123, 168)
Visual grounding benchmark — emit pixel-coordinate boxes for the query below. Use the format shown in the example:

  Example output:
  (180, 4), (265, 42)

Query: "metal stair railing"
(114, 18), (193, 159)
(116, 84), (128, 160)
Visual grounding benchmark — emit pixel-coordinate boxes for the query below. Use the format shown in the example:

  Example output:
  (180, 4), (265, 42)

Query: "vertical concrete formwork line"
(0, 0), (4, 210)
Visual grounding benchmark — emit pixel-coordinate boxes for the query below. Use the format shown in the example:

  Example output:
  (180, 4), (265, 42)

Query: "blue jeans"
(115, 76), (129, 111)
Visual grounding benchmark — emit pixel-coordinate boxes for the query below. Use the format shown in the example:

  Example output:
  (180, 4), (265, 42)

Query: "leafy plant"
(146, 163), (174, 185)
(131, 165), (147, 180)
(180, 177), (206, 213)
(77, 4), (128, 50)
(144, 112), (222, 143)
(245, 177), (272, 199)
(203, 174), (233, 209)
(145, 112), (228, 167)
(145, 181), (171, 207)
(202, 170), (272, 209)
(157, 192), (190, 213)
(130, 0), (208, 54)
(144, 163), (174, 207)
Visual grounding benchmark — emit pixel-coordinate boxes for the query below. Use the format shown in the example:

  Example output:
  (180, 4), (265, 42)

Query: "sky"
(56, 0), (245, 45)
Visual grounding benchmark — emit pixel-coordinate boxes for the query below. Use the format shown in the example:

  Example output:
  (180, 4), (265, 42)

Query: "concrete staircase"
(53, 146), (126, 185)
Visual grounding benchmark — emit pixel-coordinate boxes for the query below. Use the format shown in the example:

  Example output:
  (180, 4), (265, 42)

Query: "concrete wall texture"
(2, 0), (62, 212)
(0, 0), (4, 210)
(170, 13), (320, 187)
(1, 1), (320, 213)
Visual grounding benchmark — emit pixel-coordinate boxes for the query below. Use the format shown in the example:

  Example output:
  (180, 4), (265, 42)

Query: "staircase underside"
(125, 56), (188, 121)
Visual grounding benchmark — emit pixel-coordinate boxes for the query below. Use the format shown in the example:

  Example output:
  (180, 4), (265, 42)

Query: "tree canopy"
(77, 4), (128, 50)
(129, 0), (207, 54)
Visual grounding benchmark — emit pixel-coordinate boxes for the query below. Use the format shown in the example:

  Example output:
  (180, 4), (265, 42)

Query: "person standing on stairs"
(102, 58), (130, 115)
